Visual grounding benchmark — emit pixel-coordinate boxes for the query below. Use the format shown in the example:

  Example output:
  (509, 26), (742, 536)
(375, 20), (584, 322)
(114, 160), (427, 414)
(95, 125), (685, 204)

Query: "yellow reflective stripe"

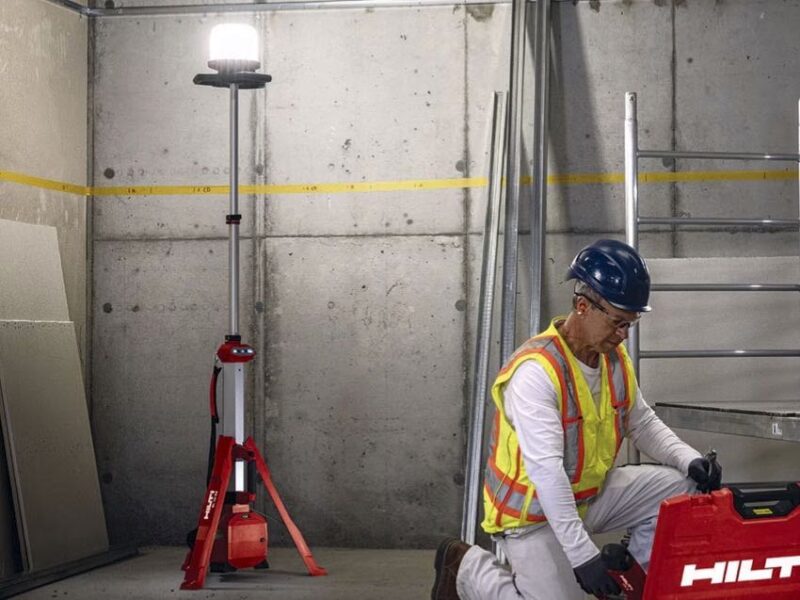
(3, 169), (796, 197)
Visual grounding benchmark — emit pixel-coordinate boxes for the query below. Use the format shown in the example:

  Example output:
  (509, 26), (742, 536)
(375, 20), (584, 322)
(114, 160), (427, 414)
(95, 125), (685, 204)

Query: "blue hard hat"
(566, 239), (652, 312)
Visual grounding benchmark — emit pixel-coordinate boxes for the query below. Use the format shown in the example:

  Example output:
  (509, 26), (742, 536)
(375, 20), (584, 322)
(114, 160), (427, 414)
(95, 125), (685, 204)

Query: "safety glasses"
(575, 294), (641, 331)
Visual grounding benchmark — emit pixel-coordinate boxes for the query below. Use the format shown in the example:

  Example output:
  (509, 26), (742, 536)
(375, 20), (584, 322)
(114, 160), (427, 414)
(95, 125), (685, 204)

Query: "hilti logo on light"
(681, 556), (800, 586)
(203, 490), (218, 520)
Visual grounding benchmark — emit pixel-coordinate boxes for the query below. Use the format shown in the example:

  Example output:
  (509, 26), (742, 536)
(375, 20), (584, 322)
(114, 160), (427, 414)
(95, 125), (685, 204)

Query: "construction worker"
(431, 239), (722, 600)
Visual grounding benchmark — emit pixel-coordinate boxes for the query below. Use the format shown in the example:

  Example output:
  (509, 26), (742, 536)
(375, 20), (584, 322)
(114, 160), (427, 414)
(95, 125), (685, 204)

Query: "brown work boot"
(431, 537), (470, 600)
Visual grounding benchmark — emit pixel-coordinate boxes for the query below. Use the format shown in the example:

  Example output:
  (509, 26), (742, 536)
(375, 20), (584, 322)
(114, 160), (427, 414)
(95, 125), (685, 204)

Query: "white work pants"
(456, 465), (697, 600)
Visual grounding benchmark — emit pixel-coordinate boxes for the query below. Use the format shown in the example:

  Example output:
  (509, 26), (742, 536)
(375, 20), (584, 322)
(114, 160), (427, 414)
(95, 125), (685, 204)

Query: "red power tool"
(601, 543), (646, 600)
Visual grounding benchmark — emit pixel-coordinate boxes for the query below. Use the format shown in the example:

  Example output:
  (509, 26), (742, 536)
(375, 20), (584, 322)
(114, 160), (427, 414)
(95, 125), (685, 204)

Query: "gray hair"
(572, 281), (603, 309)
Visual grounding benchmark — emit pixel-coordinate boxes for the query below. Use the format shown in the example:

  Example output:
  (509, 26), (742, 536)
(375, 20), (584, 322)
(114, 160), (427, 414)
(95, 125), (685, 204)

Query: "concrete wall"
(90, 0), (800, 547)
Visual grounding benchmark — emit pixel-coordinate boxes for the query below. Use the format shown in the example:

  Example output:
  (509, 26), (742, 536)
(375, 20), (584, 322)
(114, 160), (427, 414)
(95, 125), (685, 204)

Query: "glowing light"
(209, 24), (258, 64)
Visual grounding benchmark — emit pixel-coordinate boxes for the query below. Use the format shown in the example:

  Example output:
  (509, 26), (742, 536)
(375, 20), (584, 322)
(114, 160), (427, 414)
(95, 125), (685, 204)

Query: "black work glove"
(573, 554), (621, 598)
(688, 455), (722, 493)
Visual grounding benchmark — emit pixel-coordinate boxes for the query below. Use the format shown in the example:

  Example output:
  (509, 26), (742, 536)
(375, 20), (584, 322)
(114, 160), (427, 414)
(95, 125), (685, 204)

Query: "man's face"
(576, 294), (641, 353)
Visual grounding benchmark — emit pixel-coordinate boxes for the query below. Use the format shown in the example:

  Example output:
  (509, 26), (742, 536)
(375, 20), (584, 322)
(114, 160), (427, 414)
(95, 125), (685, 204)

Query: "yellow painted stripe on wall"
(543, 172), (626, 185)
(640, 169), (796, 183)
(1, 168), (797, 197)
(92, 184), (229, 197)
(0, 170), (90, 196)
(243, 177), (489, 195)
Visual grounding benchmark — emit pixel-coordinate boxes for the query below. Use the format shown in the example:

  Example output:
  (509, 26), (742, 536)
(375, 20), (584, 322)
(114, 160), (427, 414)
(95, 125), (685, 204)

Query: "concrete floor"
(14, 546), (434, 599)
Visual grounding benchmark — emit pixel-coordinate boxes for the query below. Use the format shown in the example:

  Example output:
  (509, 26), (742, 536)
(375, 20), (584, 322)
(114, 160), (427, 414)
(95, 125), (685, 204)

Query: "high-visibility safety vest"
(481, 318), (637, 534)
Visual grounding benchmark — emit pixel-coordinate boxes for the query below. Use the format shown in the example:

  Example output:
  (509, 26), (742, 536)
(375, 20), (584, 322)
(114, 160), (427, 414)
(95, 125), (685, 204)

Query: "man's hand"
(573, 554), (621, 598)
(688, 453), (722, 493)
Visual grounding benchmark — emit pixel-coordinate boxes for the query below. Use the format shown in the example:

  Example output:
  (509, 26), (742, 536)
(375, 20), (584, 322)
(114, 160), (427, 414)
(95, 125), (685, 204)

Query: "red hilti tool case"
(643, 482), (800, 599)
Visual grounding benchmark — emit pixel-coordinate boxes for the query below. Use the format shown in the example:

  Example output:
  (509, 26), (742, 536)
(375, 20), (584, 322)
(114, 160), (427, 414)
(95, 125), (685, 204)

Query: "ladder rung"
(652, 283), (800, 292)
(641, 350), (800, 359)
(638, 217), (800, 227)
(637, 150), (800, 161)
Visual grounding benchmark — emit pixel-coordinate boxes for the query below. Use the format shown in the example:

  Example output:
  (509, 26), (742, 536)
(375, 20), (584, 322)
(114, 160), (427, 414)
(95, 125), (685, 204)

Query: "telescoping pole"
(221, 82), (246, 491)
(229, 83), (240, 337)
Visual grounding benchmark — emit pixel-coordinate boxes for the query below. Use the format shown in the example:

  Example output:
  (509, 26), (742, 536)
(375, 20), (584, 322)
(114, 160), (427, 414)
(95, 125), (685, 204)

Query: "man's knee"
(651, 464), (695, 498)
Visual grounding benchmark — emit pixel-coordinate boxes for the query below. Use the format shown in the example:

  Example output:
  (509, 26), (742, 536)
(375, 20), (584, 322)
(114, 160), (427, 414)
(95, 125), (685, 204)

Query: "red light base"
(180, 436), (326, 590)
(208, 503), (268, 571)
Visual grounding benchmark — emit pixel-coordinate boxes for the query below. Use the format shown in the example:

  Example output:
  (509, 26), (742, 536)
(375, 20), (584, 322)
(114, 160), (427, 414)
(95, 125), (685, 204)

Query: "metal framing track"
(44, 0), (587, 17)
(45, 0), (513, 17)
(41, 0), (95, 15)
(655, 402), (800, 443)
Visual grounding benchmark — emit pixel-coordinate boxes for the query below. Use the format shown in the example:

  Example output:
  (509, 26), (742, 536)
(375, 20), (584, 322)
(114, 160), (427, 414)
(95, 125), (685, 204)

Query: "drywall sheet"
(0, 219), (72, 577)
(0, 321), (107, 571)
(0, 220), (69, 322)
(0, 219), (69, 321)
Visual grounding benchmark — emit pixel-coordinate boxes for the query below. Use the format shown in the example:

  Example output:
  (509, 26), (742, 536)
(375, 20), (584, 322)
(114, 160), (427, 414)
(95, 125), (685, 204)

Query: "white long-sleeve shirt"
(503, 359), (701, 569)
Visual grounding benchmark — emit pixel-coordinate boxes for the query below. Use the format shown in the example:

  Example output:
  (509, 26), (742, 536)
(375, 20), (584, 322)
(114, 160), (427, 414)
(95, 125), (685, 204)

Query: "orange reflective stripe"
(509, 344), (584, 483)
(524, 491), (548, 523)
(485, 407), (528, 522)
(497, 345), (574, 423)
(485, 483), (533, 521)
(484, 482), (522, 519)
(504, 339), (585, 485)
(574, 419), (585, 484)
(549, 336), (585, 484)
(525, 513), (548, 523)
(485, 468), (529, 519)
(549, 337), (578, 418)
(496, 335), (556, 378)
(487, 456), (528, 495)
(523, 488), (597, 522)
(495, 447), (523, 527)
